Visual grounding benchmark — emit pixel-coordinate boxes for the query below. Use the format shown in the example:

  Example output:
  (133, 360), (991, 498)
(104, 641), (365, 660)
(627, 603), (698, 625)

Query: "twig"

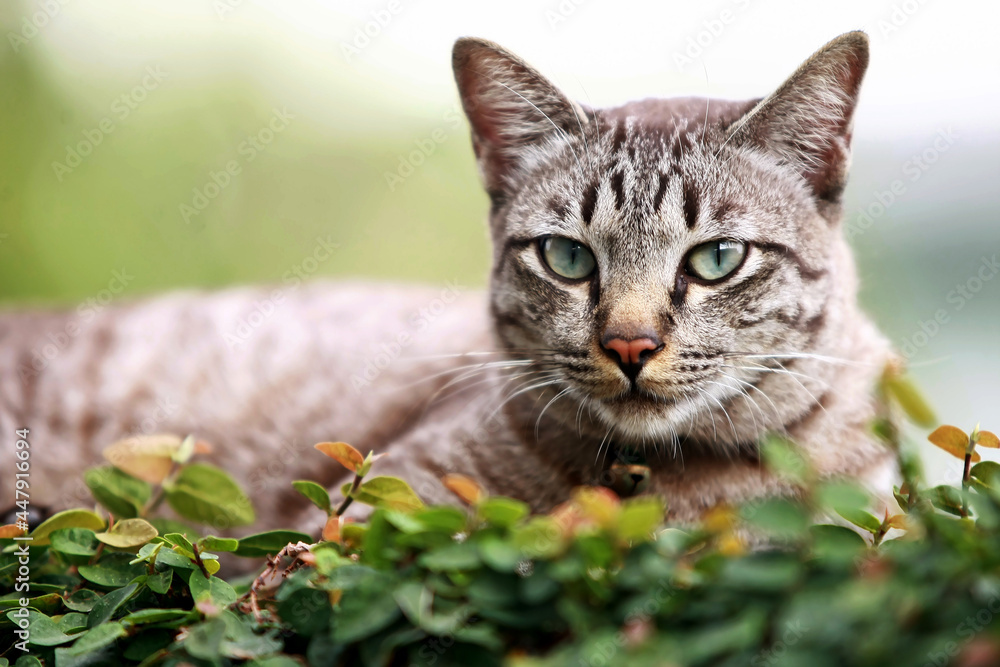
(335, 473), (363, 516)
(236, 541), (314, 622)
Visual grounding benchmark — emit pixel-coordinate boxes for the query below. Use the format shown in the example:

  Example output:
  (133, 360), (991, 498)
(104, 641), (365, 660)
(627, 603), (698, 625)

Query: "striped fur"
(0, 34), (895, 546)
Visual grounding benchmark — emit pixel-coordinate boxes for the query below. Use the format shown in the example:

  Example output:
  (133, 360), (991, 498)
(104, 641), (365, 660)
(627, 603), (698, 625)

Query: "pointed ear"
(452, 37), (587, 199)
(727, 31), (869, 204)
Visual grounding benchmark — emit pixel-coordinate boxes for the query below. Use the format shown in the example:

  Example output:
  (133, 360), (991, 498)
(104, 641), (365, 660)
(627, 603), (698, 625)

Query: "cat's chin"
(593, 389), (699, 443)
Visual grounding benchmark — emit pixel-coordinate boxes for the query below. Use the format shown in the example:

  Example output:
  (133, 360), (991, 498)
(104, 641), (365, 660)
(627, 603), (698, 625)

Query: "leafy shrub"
(3, 377), (1000, 667)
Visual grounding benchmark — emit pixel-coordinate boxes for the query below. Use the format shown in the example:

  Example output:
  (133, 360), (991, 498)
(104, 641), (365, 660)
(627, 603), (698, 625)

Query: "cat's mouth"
(602, 387), (680, 409)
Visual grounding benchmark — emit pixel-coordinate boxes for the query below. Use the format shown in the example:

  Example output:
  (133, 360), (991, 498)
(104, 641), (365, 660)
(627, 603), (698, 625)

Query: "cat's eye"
(540, 236), (596, 281)
(685, 240), (747, 282)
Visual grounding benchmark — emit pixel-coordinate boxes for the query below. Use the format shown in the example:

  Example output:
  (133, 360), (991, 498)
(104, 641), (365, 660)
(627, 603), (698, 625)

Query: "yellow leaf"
(314, 442), (364, 472)
(103, 434), (184, 484)
(975, 431), (1000, 449)
(0, 524), (25, 539)
(928, 425), (976, 460)
(442, 474), (484, 505)
(204, 559), (221, 576)
(95, 517), (159, 549)
(572, 486), (620, 528)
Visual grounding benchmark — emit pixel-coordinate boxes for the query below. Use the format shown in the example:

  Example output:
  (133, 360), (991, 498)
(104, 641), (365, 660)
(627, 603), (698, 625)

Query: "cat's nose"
(601, 335), (662, 381)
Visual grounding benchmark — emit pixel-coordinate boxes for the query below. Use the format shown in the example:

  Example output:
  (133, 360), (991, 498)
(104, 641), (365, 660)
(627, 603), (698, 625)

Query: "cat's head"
(453, 33), (871, 451)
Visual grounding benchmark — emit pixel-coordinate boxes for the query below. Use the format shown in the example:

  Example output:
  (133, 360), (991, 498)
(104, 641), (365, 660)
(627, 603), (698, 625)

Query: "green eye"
(541, 237), (596, 280)
(685, 240), (747, 282)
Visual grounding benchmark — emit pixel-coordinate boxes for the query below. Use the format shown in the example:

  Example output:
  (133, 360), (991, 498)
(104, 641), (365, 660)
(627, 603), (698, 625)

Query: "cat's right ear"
(452, 38), (587, 201)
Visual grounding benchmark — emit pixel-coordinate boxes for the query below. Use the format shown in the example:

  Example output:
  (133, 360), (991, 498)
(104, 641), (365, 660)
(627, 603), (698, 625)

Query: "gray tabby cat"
(0, 32), (895, 536)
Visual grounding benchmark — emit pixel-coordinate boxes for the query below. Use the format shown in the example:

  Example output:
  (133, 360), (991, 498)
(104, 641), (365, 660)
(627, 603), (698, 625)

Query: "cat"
(0, 31), (896, 540)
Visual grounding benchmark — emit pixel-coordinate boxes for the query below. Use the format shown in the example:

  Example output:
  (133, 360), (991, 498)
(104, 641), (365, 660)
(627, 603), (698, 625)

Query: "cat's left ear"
(453, 38), (588, 201)
(727, 31), (869, 204)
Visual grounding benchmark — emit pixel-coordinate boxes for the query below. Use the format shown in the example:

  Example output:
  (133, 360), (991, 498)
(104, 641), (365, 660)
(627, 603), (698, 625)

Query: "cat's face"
(453, 34), (869, 449)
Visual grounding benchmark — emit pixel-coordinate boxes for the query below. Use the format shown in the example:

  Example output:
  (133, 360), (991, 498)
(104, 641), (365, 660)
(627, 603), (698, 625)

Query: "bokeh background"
(1, 0), (997, 479)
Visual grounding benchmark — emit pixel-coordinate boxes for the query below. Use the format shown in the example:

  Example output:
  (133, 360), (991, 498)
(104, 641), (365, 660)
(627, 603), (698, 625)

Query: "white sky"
(14, 0), (1000, 140)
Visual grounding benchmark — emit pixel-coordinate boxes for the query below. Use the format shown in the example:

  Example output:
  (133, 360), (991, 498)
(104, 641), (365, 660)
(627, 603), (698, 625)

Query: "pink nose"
(602, 337), (660, 367)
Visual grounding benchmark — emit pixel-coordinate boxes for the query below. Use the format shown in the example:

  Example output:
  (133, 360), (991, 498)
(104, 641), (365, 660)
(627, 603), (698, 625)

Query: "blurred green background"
(1, 0), (996, 480)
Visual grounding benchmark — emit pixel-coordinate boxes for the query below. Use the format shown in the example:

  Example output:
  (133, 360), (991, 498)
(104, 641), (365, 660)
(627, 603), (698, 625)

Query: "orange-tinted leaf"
(314, 442), (364, 472)
(886, 514), (909, 530)
(103, 434), (183, 484)
(322, 515), (344, 543)
(442, 474), (484, 505)
(0, 524), (25, 539)
(928, 425), (972, 460)
(975, 431), (1000, 449)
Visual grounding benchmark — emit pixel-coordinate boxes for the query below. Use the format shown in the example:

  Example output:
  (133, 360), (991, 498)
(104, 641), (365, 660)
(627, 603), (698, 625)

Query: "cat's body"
(0, 32), (896, 537)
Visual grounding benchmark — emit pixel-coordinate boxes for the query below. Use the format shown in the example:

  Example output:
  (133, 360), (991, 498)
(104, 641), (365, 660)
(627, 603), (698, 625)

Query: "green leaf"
(419, 542), (481, 572)
(77, 553), (146, 588)
(810, 524), (867, 564)
(413, 506), (467, 534)
(617, 496), (665, 542)
(55, 612), (88, 634)
(184, 617), (227, 660)
(331, 572), (400, 643)
(927, 484), (967, 516)
(883, 374), (936, 427)
(95, 518), (159, 548)
(189, 570), (238, 608)
(173, 434), (198, 464)
(971, 461), (1000, 490)
(760, 435), (812, 484)
(13, 658), (43, 667)
(147, 568), (173, 594)
(233, 530), (312, 558)
(836, 507), (882, 533)
(198, 535), (240, 552)
(514, 517), (565, 559)
(64, 589), (102, 612)
(49, 528), (98, 561)
(292, 480), (332, 514)
(84, 466), (152, 519)
(65, 621), (127, 656)
(4, 610), (74, 646)
(478, 497), (529, 527)
(478, 536), (522, 572)
(742, 498), (810, 539)
(29, 509), (105, 546)
(351, 476), (424, 511)
(87, 582), (139, 627)
(121, 608), (193, 625)
(162, 532), (196, 557)
(165, 463), (255, 528)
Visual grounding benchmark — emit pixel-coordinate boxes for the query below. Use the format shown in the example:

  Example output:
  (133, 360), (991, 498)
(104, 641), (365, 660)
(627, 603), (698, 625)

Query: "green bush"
(3, 382), (1000, 667)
